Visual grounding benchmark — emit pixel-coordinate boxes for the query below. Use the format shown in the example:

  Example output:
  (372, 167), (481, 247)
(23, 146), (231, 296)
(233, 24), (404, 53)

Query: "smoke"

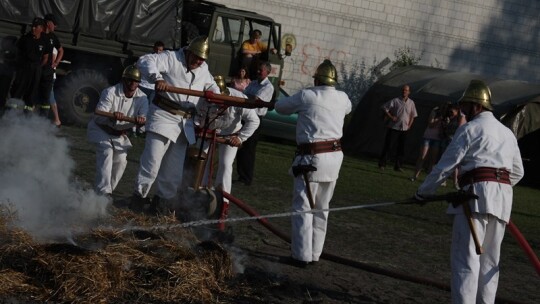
(0, 108), (108, 242)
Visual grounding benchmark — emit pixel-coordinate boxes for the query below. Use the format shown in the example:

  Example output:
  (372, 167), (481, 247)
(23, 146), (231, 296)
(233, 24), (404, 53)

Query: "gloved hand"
(204, 90), (215, 100)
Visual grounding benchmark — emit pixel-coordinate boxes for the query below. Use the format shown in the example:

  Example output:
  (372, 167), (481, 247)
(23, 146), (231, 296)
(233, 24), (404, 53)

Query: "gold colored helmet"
(122, 65), (141, 82)
(313, 59), (338, 86)
(458, 79), (493, 110)
(187, 35), (209, 60)
(214, 75), (230, 96)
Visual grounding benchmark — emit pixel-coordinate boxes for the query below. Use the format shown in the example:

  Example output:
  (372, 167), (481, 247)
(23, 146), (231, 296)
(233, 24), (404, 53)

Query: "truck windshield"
(212, 15), (242, 44)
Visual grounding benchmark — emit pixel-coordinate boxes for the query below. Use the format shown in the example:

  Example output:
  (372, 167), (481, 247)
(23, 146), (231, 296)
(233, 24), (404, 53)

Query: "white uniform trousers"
(94, 140), (128, 195)
(451, 212), (506, 304)
(135, 131), (188, 199)
(200, 143), (238, 201)
(214, 144), (238, 200)
(291, 177), (336, 262)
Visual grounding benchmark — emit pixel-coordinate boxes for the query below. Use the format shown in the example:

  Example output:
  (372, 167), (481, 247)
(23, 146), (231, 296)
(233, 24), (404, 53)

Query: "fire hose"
(507, 220), (540, 276)
(165, 86), (269, 108)
(218, 191), (538, 301)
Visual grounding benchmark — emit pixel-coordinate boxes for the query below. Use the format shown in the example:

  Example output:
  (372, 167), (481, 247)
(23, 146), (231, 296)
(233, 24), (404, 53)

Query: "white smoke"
(0, 109), (108, 242)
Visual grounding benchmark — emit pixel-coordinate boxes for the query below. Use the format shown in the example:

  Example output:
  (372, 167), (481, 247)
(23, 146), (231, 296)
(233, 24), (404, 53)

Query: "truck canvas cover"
(0, 0), (182, 48)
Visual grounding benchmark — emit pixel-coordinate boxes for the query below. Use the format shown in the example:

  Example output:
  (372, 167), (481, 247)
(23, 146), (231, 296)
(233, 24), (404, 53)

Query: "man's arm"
(53, 46), (63, 68)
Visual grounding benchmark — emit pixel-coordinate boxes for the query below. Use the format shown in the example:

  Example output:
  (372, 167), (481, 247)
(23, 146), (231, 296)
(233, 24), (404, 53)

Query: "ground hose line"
(223, 192), (526, 303)
(507, 220), (540, 276)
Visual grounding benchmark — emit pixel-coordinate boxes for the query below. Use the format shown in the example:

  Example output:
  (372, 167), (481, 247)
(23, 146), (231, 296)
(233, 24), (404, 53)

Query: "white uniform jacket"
(381, 97), (417, 131)
(244, 77), (274, 117)
(197, 88), (260, 141)
(135, 53), (154, 90)
(87, 83), (148, 149)
(417, 111), (524, 222)
(275, 86), (352, 182)
(144, 48), (219, 144)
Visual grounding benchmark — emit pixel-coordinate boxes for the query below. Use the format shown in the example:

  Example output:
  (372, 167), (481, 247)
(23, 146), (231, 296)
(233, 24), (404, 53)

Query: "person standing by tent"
(274, 59), (352, 267)
(410, 105), (444, 181)
(378, 84), (417, 171)
(414, 80), (524, 303)
(441, 102), (467, 188)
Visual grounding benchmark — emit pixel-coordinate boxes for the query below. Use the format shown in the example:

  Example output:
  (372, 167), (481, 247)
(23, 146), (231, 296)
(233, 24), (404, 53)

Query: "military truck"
(0, 0), (286, 125)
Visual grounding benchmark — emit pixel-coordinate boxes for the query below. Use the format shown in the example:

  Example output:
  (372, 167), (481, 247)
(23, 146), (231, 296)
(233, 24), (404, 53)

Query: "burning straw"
(0, 206), (236, 303)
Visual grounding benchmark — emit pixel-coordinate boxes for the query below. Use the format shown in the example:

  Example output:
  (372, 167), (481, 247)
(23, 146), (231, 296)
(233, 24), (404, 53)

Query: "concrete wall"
(215, 0), (540, 95)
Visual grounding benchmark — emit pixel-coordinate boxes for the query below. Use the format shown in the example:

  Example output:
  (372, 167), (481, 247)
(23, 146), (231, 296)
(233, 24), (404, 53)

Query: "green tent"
(343, 65), (540, 186)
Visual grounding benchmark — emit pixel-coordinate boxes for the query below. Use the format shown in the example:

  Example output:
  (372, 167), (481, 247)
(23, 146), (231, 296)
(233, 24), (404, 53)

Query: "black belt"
(153, 95), (194, 118)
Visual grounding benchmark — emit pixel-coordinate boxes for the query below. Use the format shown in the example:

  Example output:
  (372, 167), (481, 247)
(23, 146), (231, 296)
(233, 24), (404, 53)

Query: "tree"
(390, 46), (423, 70)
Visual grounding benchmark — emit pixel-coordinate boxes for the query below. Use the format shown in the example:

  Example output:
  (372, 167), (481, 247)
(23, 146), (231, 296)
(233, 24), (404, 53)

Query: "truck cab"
(183, 0), (284, 95)
(0, 0), (287, 126)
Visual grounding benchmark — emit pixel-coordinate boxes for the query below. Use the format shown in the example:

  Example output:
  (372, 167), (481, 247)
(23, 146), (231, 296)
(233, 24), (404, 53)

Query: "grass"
(60, 127), (540, 303)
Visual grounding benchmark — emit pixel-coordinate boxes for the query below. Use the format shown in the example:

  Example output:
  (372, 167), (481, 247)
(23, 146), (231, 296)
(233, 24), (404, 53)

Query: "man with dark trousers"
(10, 17), (50, 112)
(378, 84), (417, 171)
(235, 61), (274, 185)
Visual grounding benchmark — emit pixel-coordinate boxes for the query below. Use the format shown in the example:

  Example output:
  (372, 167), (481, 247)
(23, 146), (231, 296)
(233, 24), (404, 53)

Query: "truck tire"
(55, 69), (109, 126)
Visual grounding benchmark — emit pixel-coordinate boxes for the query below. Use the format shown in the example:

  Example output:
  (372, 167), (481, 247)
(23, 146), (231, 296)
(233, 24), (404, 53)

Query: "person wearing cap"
(195, 75), (260, 217)
(234, 61), (274, 186)
(87, 65), (148, 197)
(9, 17), (50, 111)
(131, 35), (220, 212)
(415, 80), (524, 303)
(274, 59), (352, 267)
(40, 13), (63, 126)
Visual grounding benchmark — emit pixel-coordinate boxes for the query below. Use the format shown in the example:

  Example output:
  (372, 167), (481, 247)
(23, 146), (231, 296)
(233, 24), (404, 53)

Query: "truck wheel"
(55, 69), (109, 126)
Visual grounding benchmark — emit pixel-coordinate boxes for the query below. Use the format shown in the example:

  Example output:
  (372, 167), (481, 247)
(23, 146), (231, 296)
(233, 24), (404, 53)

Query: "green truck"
(0, 0), (288, 127)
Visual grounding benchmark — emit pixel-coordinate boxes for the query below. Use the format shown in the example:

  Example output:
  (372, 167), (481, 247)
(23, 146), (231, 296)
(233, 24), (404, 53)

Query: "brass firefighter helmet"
(458, 79), (493, 111)
(313, 59), (337, 86)
(214, 75), (230, 96)
(122, 65), (141, 82)
(187, 35), (209, 60)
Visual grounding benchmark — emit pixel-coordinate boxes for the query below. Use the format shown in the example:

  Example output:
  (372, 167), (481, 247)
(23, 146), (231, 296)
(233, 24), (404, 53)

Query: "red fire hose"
(222, 191), (537, 301)
(223, 192), (451, 291)
(507, 220), (540, 276)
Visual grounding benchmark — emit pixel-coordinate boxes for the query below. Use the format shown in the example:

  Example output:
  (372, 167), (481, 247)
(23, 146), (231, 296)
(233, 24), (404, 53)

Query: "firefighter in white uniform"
(131, 36), (220, 211)
(87, 65), (148, 196)
(197, 75), (260, 213)
(274, 60), (352, 266)
(415, 80), (524, 303)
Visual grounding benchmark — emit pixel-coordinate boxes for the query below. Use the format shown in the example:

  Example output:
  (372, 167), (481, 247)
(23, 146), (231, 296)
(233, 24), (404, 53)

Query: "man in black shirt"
(10, 17), (50, 111)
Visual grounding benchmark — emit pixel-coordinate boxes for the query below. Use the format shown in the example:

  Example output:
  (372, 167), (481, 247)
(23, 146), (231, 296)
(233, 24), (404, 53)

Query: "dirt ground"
(59, 126), (538, 304)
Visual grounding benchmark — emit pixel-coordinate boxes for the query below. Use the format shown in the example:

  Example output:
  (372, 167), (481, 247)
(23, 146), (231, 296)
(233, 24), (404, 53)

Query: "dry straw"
(0, 205), (236, 303)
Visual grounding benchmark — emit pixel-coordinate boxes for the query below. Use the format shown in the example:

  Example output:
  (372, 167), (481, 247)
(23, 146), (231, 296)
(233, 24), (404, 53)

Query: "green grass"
(60, 127), (540, 303)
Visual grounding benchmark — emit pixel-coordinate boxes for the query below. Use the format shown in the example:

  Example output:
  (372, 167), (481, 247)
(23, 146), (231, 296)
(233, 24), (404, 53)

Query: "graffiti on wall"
(300, 43), (348, 76)
(280, 34), (351, 92)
